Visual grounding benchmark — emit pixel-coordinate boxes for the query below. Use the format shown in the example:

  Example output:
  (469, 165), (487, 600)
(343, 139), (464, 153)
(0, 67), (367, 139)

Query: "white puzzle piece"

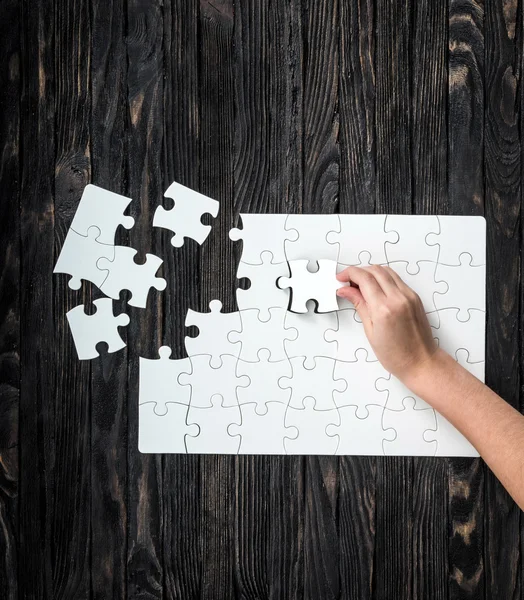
(139, 346), (192, 415)
(423, 411), (479, 457)
(184, 300), (241, 367)
(382, 398), (438, 456)
(426, 215), (486, 266)
(279, 357), (346, 411)
(71, 184), (135, 245)
(326, 405), (396, 456)
(375, 373), (431, 411)
(66, 298), (130, 360)
(327, 215), (398, 266)
(229, 214), (293, 264)
(228, 308), (297, 362)
(434, 254), (486, 319)
(388, 261), (448, 313)
(284, 306), (338, 368)
(236, 252), (290, 320)
(178, 354), (250, 408)
(186, 395), (242, 454)
(333, 349), (389, 417)
(228, 402), (299, 454)
(432, 308), (485, 363)
(278, 259), (346, 313)
(236, 349), (292, 414)
(284, 398), (340, 455)
(54, 227), (115, 290)
(138, 402), (199, 453)
(385, 215), (440, 273)
(97, 247), (167, 308)
(324, 308), (376, 362)
(284, 214), (341, 265)
(153, 181), (219, 247)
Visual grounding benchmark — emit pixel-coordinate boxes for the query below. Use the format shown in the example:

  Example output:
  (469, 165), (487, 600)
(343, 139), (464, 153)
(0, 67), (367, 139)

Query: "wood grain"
(6, 0), (524, 597)
(0, 1), (20, 598)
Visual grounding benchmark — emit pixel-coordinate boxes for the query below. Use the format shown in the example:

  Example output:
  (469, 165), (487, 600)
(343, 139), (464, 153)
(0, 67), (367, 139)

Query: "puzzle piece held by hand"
(66, 298), (130, 360)
(97, 247), (167, 308)
(153, 181), (219, 247)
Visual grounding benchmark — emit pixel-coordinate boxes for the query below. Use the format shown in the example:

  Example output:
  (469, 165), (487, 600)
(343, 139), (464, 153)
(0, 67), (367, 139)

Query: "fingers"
(337, 266), (386, 306)
(336, 285), (371, 330)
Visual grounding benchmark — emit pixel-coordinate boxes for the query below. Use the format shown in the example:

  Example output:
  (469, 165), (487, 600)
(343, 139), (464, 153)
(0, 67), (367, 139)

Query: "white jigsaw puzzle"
(131, 213), (485, 457)
(139, 346), (192, 415)
(54, 227), (115, 290)
(97, 247), (167, 308)
(66, 298), (130, 360)
(185, 300), (242, 367)
(278, 259), (346, 313)
(71, 184), (135, 245)
(236, 252), (290, 321)
(139, 402), (199, 453)
(153, 181), (219, 247)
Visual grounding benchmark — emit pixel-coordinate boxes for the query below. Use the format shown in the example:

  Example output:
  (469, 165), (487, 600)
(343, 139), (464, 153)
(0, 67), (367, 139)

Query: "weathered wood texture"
(1, 0), (522, 597)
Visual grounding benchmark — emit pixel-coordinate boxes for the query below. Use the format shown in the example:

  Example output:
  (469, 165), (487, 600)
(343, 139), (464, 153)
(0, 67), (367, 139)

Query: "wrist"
(399, 348), (450, 395)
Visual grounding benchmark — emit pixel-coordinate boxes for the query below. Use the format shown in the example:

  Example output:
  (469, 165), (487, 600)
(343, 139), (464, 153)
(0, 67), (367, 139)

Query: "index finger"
(336, 265), (386, 307)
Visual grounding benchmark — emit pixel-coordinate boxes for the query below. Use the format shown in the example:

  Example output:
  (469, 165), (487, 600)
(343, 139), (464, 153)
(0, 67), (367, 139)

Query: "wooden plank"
(447, 1), (486, 598)
(483, 0), (521, 597)
(337, 0), (376, 597)
(161, 1), (202, 598)
(198, 1), (236, 597)
(301, 1), (340, 598)
(19, 1), (55, 595)
(0, 0), (20, 597)
(125, 1), (165, 598)
(51, 0), (93, 596)
(90, 0), (128, 598)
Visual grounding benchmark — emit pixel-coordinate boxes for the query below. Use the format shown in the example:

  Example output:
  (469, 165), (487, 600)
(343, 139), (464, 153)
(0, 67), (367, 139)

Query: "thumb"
(337, 285), (372, 333)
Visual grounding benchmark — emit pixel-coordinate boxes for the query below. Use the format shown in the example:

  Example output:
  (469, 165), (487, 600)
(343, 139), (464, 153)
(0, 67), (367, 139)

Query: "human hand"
(336, 265), (439, 383)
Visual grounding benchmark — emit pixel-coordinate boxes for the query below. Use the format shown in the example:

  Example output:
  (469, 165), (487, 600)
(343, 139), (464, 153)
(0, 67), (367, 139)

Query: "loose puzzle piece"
(333, 349), (389, 417)
(186, 395), (242, 454)
(327, 215), (398, 266)
(178, 354), (250, 408)
(382, 398), (437, 456)
(426, 215), (486, 266)
(66, 298), (130, 360)
(388, 261), (448, 313)
(236, 349), (292, 414)
(456, 349), (485, 380)
(71, 184), (135, 245)
(284, 397), (340, 455)
(228, 402), (298, 454)
(97, 246), (167, 308)
(278, 259), (346, 313)
(375, 373), (431, 411)
(284, 214), (341, 265)
(229, 214), (293, 264)
(228, 308), (298, 362)
(236, 252), (290, 321)
(279, 356), (346, 411)
(385, 215), (440, 273)
(431, 308), (485, 363)
(434, 253), (486, 320)
(423, 411), (479, 457)
(326, 405), (396, 456)
(324, 308), (376, 362)
(153, 181), (219, 247)
(184, 300), (241, 367)
(139, 346), (192, 415)
(284, 306), (338, 368)
(54, 227), (115, 290)
(139, 402), (199, 453)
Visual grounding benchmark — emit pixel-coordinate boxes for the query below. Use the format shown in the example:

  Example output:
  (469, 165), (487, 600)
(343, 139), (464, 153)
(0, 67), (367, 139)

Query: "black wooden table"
(1, 0), (522, 598)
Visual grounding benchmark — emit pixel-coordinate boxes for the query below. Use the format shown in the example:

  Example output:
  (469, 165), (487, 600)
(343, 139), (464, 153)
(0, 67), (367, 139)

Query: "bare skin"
(337, 264), (524, 511)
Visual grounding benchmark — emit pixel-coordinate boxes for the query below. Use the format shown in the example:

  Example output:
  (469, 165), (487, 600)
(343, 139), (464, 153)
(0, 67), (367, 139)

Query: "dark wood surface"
(1, 0), (522, 598)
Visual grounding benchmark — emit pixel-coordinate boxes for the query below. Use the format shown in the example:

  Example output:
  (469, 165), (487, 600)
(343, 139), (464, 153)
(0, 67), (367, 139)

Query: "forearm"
(405, 349), (524, 509)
